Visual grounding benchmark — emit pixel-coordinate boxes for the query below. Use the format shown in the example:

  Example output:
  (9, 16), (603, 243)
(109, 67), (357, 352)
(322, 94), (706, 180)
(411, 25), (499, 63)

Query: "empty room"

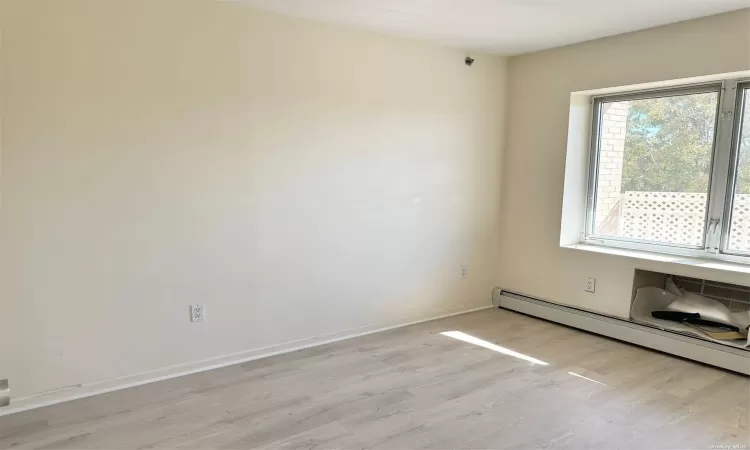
(1, 0), (750, 448)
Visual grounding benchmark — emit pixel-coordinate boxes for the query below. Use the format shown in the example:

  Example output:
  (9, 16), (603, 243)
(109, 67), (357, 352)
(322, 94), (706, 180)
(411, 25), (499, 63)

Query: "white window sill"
(562, 243), (750, 276)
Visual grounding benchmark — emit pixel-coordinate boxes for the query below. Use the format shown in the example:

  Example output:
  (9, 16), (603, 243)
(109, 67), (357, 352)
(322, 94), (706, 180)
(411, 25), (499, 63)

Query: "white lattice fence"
(620, 192), (707, 246)
(619, 192), (750, 251)
(729, 194), (750, 252)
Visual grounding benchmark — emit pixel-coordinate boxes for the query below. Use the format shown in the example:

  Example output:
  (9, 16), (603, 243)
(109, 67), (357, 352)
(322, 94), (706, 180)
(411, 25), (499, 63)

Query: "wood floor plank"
(0, 308), (747, 449)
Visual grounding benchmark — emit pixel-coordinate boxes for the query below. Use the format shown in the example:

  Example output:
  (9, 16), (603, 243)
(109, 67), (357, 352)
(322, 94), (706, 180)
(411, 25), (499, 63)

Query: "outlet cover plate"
(585, 278), (596, 293)
(191, 304), (206, 322)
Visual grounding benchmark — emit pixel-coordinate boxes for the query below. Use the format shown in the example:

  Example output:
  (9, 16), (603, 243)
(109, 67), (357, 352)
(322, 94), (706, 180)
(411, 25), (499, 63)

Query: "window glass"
(727, 88), (750, 253)
(592, 92), (719, 247)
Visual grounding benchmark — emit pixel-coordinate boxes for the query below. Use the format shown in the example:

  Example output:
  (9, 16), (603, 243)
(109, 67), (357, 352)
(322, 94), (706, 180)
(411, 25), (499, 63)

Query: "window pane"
(592, 91), (719, 247)
(727, 88), (750, 253)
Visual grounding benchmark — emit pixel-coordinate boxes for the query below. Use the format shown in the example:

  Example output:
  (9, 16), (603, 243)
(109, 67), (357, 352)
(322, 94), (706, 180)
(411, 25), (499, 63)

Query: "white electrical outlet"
(585, 278), (596, 293)
(190, 304), (206, 322)
(461, 265), (468, 279)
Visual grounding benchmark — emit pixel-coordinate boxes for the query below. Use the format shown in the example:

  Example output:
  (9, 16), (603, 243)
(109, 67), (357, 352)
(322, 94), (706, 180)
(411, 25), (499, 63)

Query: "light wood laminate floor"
(1, 308), (748, 449)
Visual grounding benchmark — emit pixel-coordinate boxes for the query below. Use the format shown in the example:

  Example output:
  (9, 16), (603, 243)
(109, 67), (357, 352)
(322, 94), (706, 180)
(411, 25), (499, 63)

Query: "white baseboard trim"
(1, 304), (493, 417)
(498, 291), (749, 375)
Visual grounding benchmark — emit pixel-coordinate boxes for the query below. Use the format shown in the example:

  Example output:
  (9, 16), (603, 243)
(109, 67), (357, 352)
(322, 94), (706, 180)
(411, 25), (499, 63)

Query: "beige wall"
(500, 10), (750, 318)
(0, 0), (506, 398)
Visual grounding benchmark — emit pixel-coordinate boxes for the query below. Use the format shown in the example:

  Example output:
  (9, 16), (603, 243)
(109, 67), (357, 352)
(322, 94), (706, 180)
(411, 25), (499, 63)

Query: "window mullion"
(705, 80), (738, 253)
(720, 81), (748, 255)
(584, 101), (603, 238)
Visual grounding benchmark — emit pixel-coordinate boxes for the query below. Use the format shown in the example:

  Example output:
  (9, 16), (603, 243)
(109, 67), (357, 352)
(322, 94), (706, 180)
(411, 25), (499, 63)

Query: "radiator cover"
(498, 290), (749, 375)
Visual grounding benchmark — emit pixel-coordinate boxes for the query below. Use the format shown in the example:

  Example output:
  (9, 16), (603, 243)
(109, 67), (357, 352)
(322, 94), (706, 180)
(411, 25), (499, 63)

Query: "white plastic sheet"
(631, 287), (750, 349)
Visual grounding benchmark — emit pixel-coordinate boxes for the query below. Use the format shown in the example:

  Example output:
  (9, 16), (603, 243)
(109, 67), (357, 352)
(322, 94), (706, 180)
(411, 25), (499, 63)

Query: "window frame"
(721, 81), (750, 257)
(583, 79), (750, 263)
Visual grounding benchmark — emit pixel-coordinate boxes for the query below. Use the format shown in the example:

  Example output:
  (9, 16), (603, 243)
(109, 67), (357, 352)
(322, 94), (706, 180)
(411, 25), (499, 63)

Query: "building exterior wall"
(595, 102), (629, 230)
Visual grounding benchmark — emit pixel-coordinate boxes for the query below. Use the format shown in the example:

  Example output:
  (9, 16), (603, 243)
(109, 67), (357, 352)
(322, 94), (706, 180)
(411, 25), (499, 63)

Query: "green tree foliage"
(620, 91), (750, 195)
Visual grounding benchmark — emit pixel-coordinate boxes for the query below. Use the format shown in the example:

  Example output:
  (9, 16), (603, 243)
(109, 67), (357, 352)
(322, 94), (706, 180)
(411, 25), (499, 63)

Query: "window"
(725, 85), (750, 255)
(585, 80), (750, 261)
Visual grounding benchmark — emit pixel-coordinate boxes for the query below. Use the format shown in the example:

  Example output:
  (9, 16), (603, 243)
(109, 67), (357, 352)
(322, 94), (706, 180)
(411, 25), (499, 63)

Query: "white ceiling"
(238, 0), (750, 55)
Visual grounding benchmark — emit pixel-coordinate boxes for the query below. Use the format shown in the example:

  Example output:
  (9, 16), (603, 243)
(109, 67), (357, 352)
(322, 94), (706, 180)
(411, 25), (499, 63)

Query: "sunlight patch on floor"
(440, 331), (548, 366)
(567, 371), (607, 385)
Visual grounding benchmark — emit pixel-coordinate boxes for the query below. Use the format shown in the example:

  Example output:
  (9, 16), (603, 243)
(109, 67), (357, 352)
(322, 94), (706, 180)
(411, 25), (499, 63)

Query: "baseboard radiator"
(0, 380), (8, 407)
(497, 290), (750, 375)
